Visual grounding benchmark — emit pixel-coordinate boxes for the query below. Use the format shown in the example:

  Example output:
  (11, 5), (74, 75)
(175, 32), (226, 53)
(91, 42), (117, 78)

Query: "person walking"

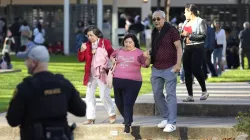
(181, 4), (208, 102)
(238, 22), (250, 69)
(110, 34), (150, 133)
(77, 25), (116, 124)
(213, 20), (227, 75)
(202, 23), (218, 79)
(150, 10), (182, 132)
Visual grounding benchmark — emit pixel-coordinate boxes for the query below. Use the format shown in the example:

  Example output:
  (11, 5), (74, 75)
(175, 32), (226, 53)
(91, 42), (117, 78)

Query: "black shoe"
(211, 75), (218, 77)
(124, 125), (130, 133)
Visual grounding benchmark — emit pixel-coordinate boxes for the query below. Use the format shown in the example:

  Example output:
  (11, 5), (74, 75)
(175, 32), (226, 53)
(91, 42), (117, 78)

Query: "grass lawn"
(207, 58), (250, 82)
(0, 53), (249, 113)
(0, 54), (152, 113)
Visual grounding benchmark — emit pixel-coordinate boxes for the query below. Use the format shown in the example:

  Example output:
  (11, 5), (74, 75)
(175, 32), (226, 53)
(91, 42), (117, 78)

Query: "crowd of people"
(3, 3), (250, 140)
(0, 17), (67, 70)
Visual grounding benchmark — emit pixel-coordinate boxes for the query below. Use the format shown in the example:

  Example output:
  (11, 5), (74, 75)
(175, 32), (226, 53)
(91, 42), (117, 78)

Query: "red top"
(184, 26), (192, 34)
(153, 28), (181, 69)
(77, 38), (114, 86)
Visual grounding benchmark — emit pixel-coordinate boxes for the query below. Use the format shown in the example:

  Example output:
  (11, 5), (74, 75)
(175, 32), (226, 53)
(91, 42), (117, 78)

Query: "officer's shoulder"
(15, 76), (33, 94)
(17, 76), (33, 87)
(54, 73), (65, 79)
(54, 73), (74, 87)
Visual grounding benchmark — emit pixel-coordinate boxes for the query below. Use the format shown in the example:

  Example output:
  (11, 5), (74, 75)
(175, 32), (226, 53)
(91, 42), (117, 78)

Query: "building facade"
(0, 0), (247, 53)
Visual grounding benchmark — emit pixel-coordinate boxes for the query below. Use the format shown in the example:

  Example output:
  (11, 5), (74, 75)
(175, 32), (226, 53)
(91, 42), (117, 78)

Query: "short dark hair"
(122, 34), (140, 49)
(84, 25), (103, 38)
(77, 20), (84, 28)
(23, 20), (28, 26)
(185, 4), (199, 17)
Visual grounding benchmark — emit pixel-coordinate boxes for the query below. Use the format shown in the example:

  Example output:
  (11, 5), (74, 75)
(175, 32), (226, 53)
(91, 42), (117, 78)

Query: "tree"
(164, 0), (170, 22)
(157, 0), (161, 10)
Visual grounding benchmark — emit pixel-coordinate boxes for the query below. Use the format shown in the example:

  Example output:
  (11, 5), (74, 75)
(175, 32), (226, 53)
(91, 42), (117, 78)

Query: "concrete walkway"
(0, 82), (249, 139)
(0, 69), (21, 74)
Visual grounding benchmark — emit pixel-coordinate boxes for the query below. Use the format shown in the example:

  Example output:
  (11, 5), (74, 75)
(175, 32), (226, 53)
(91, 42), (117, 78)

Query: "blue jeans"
(213, 48), (223, 75)
(151, 66), (177, 124)
(180, 66), (185, 81)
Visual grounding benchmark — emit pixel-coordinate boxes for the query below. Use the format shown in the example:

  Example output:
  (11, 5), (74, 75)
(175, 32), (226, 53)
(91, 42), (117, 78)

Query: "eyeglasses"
(153, 17), (161, 22)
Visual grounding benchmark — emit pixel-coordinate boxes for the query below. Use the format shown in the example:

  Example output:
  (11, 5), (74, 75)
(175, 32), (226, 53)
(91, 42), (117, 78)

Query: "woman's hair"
(84, 25), (103, 38)
(122, 33), (140, 49)
(23, 20), (28, 26)
(213, 20), (220, 28)
(185, 4), (199, 17)
(37, 22), (42, 33)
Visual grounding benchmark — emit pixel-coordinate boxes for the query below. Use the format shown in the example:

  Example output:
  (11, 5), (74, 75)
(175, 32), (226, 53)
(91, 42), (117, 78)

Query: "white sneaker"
(200, 91), (209, 100)
(163, 124), (176, 132)
(157, 120), (168, 128)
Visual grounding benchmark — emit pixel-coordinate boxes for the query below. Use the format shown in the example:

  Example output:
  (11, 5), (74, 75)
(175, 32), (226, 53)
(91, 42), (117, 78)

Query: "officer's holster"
(33, 123), (75, 140)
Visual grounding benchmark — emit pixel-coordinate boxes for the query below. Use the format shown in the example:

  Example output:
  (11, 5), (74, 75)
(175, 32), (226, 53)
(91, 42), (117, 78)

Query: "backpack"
(0, 57), (7, 69)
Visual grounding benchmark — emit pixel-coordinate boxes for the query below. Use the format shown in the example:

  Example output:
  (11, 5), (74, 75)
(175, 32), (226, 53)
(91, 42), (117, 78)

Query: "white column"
(141, 0), (151, 20)
(83, 0), (88, 4)
(97, 0), (103, 31)
(64, 0), (70, 55)
(112, 0), (118, 48)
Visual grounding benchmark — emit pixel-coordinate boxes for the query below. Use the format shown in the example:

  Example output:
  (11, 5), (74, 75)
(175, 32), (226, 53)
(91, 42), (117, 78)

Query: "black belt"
(215, 44), (223, 49)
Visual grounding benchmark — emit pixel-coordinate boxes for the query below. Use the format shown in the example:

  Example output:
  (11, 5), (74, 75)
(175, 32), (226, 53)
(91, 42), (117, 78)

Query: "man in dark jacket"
(10, 17), (21, 54)
(6, 45), (86, 140)
(238, 21), (250, 69)
(203, 24), (218, 78)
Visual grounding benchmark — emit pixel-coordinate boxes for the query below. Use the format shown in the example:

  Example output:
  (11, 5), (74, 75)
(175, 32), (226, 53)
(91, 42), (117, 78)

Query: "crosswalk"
(82, 82), (250, 106)
(176, 82), (250, 97)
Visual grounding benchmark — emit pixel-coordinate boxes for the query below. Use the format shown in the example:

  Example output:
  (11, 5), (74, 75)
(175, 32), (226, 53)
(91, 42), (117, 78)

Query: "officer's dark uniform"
(6, 71), (86, 140)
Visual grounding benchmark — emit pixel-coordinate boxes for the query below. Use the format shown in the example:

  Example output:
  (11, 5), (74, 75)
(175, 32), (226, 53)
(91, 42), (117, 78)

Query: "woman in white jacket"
(33, 22), (45, 45)
(213, 20), (227, 76)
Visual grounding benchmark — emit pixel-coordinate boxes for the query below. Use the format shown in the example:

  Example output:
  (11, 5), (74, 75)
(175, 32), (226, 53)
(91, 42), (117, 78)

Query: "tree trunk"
(164, 0), (170, 22)
(9, 0), (13, 23)
(157, 0), (161, 10)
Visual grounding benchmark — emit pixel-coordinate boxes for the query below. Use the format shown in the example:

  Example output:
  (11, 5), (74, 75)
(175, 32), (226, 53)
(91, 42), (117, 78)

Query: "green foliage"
(234, 110), (250, 136)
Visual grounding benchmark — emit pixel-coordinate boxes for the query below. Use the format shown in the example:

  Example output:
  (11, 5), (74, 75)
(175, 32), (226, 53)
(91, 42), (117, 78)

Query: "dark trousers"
(239, 48), (250, 69)
(226, 47), (239, 69)
(13, 36), (21, 54)
(202, 48), (218, 78)
(183, 44), (207, 96)
(113, 78), (142, 126)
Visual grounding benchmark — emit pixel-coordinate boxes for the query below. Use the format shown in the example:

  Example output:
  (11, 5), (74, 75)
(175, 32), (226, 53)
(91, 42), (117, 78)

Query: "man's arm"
(67, 81), (86, 117)
(174, 40), (183, 68)
(171, 28), (182, 72)
(6, 85), (26, 127)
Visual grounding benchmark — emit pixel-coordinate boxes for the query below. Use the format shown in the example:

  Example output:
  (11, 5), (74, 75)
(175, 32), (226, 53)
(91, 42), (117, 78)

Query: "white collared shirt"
(91, 39), (99, 50)
(215, 29), (227, 57)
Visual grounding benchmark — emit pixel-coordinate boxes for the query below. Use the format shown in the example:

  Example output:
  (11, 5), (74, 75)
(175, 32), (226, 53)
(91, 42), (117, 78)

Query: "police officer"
(6, 45), (86, 140)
